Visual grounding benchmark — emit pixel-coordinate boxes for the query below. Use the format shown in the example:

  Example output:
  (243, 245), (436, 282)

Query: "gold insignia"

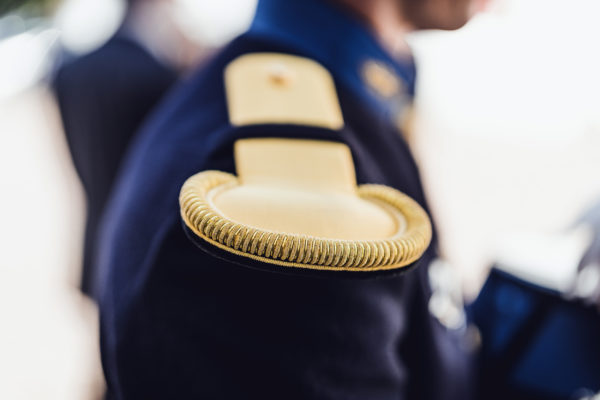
(225, 53), (344, 130)
(179, 138), (432, 272)
(362, 60), (403, 98)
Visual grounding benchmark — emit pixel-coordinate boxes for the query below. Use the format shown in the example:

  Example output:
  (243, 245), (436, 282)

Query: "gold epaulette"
(179, 138), (432, 272)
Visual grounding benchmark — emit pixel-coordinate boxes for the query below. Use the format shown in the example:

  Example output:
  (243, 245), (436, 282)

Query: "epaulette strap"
(225, 53), (344, 129)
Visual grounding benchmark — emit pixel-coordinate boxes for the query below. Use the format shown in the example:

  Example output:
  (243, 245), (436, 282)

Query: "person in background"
(52, 0), (190, 297)
(97, 0), (487, 398)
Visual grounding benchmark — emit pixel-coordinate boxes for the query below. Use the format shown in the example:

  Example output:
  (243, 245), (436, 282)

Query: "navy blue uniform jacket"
(98, 0), (473, 398)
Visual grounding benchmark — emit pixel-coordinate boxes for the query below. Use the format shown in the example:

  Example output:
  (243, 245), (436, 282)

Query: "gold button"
(362, 60), (402, 98)
(267, 62), (294, 86)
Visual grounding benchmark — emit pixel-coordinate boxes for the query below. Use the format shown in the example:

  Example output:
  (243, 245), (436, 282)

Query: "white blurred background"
(0, 0), (599, 398)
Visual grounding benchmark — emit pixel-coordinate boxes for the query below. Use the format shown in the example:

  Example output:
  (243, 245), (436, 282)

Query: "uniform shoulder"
(55, 36), (172, 87)
(177, 52), (432, 276)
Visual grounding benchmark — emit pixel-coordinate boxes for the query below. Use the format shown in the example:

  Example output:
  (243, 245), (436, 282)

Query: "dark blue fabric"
(98, 0), (472, 398)
(52, 33), (177, 296)
(471, 268), (600, 400)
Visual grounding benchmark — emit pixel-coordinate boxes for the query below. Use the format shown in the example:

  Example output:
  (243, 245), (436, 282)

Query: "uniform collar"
(249, 0), (416, 120)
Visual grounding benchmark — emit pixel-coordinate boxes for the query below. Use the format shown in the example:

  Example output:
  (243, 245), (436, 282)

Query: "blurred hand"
(576, 201), (600, 270)
(572, 201), (600, 306)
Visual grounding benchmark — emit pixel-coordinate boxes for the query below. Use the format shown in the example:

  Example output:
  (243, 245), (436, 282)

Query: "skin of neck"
(336, 0), (416, 57)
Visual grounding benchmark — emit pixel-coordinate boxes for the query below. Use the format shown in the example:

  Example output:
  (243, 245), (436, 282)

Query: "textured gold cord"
(179, 171), (432, 272)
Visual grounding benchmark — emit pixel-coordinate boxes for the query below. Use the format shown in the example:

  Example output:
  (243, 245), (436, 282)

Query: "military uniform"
(98, 0), (473, 398)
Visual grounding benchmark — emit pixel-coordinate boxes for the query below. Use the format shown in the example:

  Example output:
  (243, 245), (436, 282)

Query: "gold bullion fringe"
(179, 171), (432, 272)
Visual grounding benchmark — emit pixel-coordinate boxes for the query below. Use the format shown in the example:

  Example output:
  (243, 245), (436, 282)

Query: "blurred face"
(401, 0), (486, 30)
